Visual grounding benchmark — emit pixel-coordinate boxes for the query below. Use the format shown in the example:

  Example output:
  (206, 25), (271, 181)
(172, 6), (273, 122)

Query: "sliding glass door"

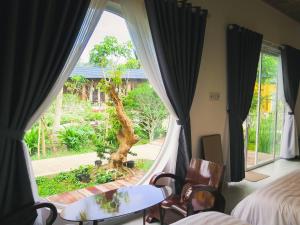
(244, 49), (284, 169)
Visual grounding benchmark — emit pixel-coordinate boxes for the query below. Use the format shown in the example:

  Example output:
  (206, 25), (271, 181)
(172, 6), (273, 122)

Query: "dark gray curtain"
(281, 45), (300, 114)
(0, 0), (90, 223)
(227, 24), (263, 182)
(144, 0), (207, 188)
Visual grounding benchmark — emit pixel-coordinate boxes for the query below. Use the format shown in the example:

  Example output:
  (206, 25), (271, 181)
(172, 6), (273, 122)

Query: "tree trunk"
(52, 90), (63, 152)
(97, 89), (101, 105)
(89, 82), (94, 102)
(37, 120), (41, 159)
(81, 84), (88, 101)
(41, 118), (46, 157)
(109, 85), (139, 168)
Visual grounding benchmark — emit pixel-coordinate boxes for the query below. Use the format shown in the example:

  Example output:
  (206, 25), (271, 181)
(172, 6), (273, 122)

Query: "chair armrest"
(33, 202), (57, 225)
(149, 172), (184, 187)
(186, 184), (225, 215)
(191, 184), (219, 195)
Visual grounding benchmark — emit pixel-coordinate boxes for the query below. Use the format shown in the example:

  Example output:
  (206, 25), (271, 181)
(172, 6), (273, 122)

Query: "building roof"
(70, 65), (146, 80)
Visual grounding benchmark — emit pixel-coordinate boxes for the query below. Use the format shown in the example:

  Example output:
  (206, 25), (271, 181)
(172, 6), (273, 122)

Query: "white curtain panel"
(280, 105), (299, 158)
(21, 0), (108, 224)
(120, 0), (181, 178)
(279, 54), (299, 159)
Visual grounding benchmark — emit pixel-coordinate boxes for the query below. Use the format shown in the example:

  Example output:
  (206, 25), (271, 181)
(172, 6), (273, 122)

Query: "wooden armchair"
(0, 202), (57, 225)
(148, 159), (225, 224)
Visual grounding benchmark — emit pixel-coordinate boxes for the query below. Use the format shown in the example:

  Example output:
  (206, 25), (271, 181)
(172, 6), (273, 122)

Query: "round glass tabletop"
(60, 185), (172, 223)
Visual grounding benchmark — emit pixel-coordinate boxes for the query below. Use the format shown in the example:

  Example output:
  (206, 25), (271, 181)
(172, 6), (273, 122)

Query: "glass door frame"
(245, 45), (282, 171)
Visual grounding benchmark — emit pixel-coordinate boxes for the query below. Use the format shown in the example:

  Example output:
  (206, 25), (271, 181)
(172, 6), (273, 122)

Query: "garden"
(244, 53), (283, 158)
(26, 36), (168, 197)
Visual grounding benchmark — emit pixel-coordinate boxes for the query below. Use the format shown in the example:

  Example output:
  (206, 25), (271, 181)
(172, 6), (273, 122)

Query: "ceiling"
(262, 0), (300, 23)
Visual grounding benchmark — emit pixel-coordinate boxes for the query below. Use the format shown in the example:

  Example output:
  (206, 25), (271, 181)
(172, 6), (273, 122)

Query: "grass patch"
(36, 160), (154, 197)
(36, 165), (124, 197)
(135, 159), (154, 172)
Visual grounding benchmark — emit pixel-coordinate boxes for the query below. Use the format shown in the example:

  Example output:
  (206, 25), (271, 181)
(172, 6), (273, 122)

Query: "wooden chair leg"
(159, 206), (165, 225)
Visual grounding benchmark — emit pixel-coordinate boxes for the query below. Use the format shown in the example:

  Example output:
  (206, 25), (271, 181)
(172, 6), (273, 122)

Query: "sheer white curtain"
(120, 0), (181, 180)
(280, 54), (299, 158)
(21, 0), (108, 224)
(280, 106), (299, 158)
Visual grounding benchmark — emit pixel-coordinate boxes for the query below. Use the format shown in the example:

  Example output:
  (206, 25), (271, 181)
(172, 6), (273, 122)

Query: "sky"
(79, 11), (131, 64)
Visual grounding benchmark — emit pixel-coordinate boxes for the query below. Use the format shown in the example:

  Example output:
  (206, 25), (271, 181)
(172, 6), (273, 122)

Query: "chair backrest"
(201, 134), (223, 164)
(1, 202), (57, 225)
(185, 159), (225, 190)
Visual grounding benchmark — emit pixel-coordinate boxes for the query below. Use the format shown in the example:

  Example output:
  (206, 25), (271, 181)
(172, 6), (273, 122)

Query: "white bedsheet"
(171, 212), (250, 225)
(231, 169), (300, 225)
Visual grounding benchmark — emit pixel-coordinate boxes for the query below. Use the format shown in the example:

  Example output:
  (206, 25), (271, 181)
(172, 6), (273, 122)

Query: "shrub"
(84, 111), (105, 121)
(95, 171), (113, 184)
(258, 114), (275, 154)
(36, 166), (127, 197)
(24, 126), (39, 156)
(246, 113), (275, 154)
(73, 165), (93, 183)
(58, 124), (95, 151)
(123, 82), (168, 142)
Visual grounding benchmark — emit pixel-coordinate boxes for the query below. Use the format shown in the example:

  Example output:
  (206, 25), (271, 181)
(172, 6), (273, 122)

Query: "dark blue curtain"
(227, 24), (263, 182)
(0, 0), (90, 223)
(145, 0), (207, 189)
(281, 45), (300, 115)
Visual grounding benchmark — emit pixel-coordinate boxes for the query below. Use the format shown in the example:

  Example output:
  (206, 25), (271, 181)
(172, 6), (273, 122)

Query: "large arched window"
(26, 3), (177, 204)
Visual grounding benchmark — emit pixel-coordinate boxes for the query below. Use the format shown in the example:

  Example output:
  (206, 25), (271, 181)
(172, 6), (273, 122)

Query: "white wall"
(189, 0), (300, 159)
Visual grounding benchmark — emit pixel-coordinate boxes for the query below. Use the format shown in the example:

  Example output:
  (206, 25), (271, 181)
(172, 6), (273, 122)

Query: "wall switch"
(209, 92), (220, 101)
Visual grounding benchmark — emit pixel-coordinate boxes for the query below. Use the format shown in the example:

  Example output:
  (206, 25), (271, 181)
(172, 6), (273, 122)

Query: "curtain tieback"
(0, 127), (25, 140)
(177, 119), (190, 126)
(288, 111), (294, 115)
(176, 120), (182, 125)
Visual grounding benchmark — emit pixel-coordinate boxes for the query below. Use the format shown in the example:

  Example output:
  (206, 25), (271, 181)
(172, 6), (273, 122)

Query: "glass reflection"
(79, 211), (88, 221)
(95, 190), (130, 213)
(60, 185), (172, 222)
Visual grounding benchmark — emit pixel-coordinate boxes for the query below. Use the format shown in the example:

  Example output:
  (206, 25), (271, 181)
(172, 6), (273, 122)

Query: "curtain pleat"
(0, 0), (90, 222)
(227, 24), (263, 182)
(145, 0), (207, 190)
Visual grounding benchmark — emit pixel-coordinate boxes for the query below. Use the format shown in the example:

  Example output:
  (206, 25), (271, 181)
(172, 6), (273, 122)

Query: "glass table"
(60, 185), (171, 225)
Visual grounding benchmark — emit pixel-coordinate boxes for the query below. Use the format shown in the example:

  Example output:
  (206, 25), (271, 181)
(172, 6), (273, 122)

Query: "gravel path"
(32, 140), (163, 177)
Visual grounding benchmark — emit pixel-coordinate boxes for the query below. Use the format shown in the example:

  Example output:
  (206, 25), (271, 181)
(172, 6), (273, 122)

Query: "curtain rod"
(263, 40), (285, 50)
(228, 24), (285, 50)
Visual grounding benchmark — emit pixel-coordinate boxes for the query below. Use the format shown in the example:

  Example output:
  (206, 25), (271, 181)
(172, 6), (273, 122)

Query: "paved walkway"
(32, 140), (163, 177)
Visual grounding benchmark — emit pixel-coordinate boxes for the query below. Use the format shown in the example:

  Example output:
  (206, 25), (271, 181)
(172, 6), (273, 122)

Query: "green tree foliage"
(123, 83), (168, 142)
(246, 53), (280, 153)
(249, 54), (279, 115)
(65, 75), (89, 96)
(89, 36), (140, 69)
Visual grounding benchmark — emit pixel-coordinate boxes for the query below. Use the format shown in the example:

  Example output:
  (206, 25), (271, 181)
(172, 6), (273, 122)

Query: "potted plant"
(123, 160), (135, 168)
(75, 166), (91, 183)
(94, 138), (110, 167)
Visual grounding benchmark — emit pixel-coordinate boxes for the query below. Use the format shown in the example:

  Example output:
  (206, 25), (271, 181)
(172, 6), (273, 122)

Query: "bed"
(171, 212), (250, 225)
(231, 169), (300, 225)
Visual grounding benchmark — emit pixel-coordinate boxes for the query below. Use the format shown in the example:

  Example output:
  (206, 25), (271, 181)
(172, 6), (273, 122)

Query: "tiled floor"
(246, 151), (274, 168)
